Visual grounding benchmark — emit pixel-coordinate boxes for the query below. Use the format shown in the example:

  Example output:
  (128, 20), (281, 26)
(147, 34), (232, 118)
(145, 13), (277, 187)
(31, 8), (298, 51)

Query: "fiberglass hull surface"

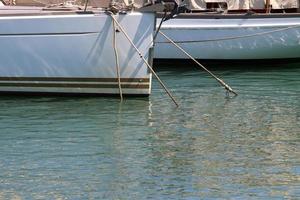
(155, 14), (300, 60)
(0, 11), (155, 95)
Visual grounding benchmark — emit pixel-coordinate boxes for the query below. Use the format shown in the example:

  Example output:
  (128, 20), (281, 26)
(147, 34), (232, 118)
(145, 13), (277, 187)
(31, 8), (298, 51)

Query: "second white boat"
(155, 13), (300, 61)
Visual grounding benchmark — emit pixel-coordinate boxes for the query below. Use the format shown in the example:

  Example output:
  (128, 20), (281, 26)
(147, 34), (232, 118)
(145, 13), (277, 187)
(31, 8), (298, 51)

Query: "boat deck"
(158, 12), (300, 19)
(0, 5), (100, 16)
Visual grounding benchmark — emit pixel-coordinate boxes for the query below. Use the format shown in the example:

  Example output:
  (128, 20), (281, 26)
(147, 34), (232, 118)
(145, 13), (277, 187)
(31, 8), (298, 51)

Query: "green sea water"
(0, 63), (299, 199)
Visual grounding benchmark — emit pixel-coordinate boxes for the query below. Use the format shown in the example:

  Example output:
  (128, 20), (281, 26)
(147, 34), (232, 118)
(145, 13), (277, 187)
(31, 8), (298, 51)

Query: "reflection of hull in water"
(155, 14), (300, 61)
(0, 8), (155, 95)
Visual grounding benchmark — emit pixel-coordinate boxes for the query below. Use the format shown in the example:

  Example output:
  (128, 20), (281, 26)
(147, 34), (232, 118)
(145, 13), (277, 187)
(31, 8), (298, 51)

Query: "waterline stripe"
(0, 82), (149, 89)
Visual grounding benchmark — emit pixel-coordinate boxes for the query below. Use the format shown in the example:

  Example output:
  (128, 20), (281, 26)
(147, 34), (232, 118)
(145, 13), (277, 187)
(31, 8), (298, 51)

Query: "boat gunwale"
(158, 12), (300, 19)
(0, 5), (108, 17)
(0, 10), (98, 17)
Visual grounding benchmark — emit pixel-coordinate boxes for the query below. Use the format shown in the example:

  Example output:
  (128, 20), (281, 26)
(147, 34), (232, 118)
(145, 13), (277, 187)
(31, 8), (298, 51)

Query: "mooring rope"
(159, 30), (238, 96)
(153, 11), (167, 44)
(83, 0), (89, 12)
(109, 13), (179, 107)
(157, 25), (300, 44)
(112, 19), (123, 101)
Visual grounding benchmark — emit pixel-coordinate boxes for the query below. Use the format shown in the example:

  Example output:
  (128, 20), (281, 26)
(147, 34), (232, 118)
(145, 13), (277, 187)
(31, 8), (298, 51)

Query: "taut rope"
(159, 30), (238, 96)
(109, 13), (179, 107)
(157, 25), (300, 44)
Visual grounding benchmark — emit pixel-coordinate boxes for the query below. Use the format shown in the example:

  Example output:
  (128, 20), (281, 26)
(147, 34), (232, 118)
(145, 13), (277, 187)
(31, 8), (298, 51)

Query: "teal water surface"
(0, 64), (299, 199)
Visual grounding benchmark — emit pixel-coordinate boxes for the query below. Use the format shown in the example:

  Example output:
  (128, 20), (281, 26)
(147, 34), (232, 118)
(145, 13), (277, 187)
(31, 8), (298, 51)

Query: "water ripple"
(0, 64), (299, 199)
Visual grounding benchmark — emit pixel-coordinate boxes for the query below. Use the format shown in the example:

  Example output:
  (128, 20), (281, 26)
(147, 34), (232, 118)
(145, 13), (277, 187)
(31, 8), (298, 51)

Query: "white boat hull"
(155, 15), (300, 60)
(0, 11), (155, 95)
